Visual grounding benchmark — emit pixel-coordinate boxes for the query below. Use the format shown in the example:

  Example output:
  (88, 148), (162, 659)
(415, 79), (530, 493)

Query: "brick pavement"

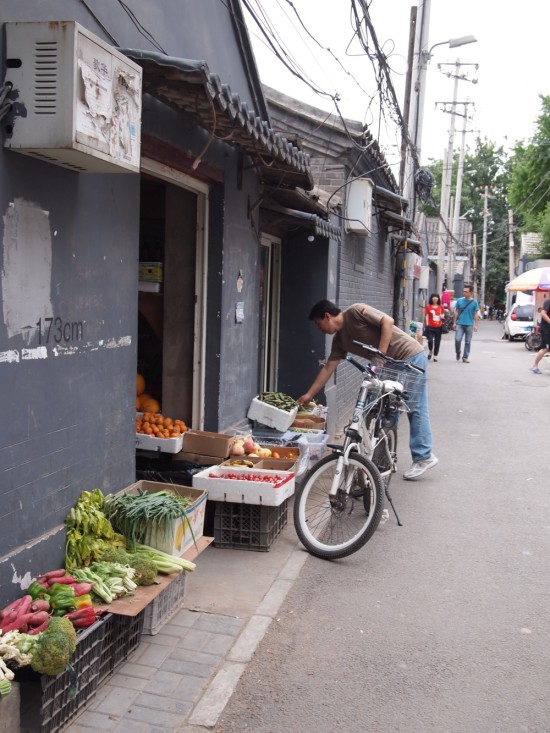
(63, 529), (308, 733)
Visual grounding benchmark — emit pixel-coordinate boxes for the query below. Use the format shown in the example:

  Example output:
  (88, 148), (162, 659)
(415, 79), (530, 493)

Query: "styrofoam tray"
(247, 397), (298, 432)
(135, 433), (184, 454)
(192, 465), (295, 506)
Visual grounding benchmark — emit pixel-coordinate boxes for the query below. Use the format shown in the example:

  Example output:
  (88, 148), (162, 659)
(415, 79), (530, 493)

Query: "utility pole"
(472, 233), (478, 299)
(480, 185), (489, 307)
(508, 209), (515, 310)
(435, 60), (478, 296)
(449, 115), (468, 285)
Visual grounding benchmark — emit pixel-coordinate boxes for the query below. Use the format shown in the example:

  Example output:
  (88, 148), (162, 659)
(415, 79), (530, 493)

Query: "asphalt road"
(213, 321), (550, 733)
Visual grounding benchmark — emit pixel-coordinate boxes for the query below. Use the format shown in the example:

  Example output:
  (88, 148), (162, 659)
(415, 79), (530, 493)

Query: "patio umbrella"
(506, 266), (550, 292)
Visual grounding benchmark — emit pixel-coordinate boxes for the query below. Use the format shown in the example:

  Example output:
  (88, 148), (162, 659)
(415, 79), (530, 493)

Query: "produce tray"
(18, 616), (108, 733)
(97, 611), (145, 683)
(192, 465), (295, 506)
(141, 569), (188, 635)
(212, 499), (288, 551)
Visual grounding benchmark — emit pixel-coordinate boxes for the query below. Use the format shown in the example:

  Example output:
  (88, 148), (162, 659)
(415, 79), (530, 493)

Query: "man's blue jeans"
(404, 351), (432, 462)
(455, 324), (473, 359)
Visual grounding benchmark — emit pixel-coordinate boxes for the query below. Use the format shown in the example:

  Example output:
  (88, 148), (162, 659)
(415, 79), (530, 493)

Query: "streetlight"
(422, 35), (478, 63)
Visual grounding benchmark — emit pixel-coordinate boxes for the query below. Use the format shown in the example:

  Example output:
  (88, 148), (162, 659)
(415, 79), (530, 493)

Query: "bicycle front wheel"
(293, 453), (384, 560)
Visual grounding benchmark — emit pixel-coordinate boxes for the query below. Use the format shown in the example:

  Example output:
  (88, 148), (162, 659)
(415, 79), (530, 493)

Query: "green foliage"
(419, 138), (511, 302)
(508, 95), (550, 252)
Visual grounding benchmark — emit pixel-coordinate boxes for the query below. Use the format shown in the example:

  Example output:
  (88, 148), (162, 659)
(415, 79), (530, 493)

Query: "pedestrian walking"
(530, 297), (550, 373)
(298, 300), (438, 480)
(452, 285), (479, 363)
(424, 293), (445, 361)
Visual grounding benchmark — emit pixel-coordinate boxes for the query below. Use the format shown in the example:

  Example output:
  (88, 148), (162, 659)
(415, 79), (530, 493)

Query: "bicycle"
(293, 340), (424, 560)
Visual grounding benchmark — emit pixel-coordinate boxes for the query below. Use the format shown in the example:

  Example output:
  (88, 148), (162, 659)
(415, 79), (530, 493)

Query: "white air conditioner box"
(4, 21), (142, 173)
(345, 178), (373, 234)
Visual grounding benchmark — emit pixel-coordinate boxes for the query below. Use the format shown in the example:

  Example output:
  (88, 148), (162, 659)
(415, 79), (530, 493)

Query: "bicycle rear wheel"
(525, 332), (542, 351)
(293, 453), (384, 560)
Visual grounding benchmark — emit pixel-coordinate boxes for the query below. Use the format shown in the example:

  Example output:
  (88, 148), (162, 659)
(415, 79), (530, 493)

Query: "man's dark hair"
(308, 300), (341, 321)
(464, 284), (473, 292)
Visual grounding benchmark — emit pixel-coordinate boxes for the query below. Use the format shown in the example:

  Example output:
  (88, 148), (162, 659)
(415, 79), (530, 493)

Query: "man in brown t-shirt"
(298, 300), (437, 480)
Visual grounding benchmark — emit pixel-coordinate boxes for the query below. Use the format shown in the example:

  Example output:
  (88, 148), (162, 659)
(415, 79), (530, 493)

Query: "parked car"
(503, 303), (534, 340)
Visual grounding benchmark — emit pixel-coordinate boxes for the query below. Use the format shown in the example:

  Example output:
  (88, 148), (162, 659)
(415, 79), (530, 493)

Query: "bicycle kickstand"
(384, 485), (402, 526)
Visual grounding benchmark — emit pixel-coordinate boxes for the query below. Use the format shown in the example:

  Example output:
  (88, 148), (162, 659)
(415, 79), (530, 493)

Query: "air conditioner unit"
(4, 21), (142, 173)
(345, 178), (373, 234)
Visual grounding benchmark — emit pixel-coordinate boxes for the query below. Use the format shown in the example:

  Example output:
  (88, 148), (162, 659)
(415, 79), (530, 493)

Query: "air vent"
(33, 41), (58, 114)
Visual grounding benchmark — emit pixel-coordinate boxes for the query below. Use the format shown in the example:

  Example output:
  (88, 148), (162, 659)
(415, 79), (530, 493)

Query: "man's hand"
(298, 393), (312, 406)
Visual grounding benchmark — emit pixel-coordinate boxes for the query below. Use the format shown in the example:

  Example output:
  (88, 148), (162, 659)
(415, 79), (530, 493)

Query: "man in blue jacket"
(452, 285), (479, 363)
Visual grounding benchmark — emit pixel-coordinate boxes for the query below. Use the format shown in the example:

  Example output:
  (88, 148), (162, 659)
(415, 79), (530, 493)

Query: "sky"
(243, 0), (549, 180)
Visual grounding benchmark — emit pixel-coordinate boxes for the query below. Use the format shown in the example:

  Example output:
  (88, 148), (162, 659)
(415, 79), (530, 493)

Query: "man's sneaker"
(531, 367), (542, 374)
(428, 351), (432, 360)
(462, 357), (470, 363)
(456, 353), (460, 361)
(403, 454), (439, 480)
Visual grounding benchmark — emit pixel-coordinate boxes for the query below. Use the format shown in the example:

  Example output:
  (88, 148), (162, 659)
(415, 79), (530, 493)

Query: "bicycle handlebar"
(351, 340), (425, 374)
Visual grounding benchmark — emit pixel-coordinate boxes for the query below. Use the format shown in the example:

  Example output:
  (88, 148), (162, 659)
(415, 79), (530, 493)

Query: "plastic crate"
(142, 571), (188, 635)
(97, 611), (145, 684)
(19, 616), (108, 733)
(213, 499), (288, 551)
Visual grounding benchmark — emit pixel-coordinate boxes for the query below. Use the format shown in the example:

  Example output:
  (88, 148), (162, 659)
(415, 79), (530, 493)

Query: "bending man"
(298, 300), (438, 481)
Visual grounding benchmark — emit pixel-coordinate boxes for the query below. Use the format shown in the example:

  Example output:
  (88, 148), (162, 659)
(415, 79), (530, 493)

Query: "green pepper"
(48, 583), (76, 612)
(27, 581), (50, 601)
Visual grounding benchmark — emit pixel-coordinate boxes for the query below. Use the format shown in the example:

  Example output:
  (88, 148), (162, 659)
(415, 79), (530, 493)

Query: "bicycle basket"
(372, 364), (424, 410)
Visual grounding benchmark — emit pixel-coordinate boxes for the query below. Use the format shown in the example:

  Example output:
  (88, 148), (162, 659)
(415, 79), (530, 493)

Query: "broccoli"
(99, 548), (133, 566)
(130, 556), (157, 586)
(30, 617), (77, 676)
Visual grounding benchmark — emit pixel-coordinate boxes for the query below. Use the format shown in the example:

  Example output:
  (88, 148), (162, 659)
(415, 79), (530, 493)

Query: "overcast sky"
(244, 0), (549, 178)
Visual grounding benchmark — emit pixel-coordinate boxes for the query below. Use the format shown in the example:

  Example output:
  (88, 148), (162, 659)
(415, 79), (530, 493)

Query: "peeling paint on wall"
(2, 198), (53, 342)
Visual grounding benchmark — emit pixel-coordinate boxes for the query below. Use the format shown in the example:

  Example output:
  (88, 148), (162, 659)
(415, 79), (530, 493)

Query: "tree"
(507, 95), (550, 258)
(419, 138), (510, 303)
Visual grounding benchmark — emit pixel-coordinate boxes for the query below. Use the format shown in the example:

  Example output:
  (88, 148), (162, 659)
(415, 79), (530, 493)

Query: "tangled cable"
(415, 168), (434, 203)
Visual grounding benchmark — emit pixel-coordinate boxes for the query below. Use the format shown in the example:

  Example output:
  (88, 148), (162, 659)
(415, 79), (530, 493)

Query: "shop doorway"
(138, 160), (208, 428)
(259, 234), (281, 391)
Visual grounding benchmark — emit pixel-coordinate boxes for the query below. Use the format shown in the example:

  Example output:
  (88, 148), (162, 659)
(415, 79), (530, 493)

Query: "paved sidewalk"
(64, 515), (308, 733)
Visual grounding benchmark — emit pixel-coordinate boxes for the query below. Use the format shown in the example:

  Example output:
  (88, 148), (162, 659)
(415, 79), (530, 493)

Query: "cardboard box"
(291, 415), (326, 431)
(135, 433), (183, 454)
(247, 397), (298, 432)
(192, 465), (295, 506)
(129, 480), (207, 556)
(182, 430), (233, 458)
(174, 451), (225, 465)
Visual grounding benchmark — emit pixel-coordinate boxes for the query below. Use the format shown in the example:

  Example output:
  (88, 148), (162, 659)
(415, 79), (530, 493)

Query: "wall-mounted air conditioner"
(4, 21), (142, 173)
(345, 178), (373, 234)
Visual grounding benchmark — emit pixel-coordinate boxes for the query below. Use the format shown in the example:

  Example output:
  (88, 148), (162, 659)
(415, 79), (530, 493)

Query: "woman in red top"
(424, 293), (445, 361)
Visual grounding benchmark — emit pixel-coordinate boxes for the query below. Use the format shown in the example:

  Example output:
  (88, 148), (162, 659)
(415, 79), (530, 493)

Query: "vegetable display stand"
(18, 615), (108, 733)
(97, 611), (145, 683)
(212, 499), (288, 551)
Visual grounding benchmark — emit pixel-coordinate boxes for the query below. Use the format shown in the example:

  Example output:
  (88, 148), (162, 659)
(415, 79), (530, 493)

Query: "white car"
(503, 303), (534, 340)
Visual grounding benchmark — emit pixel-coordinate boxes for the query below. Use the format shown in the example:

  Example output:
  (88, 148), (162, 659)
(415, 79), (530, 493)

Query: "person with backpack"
(452, 285), (480, 363)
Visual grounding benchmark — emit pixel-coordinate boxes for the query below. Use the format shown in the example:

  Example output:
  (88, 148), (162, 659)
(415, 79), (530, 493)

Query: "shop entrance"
(137, 162), (208, 428)
(259, 234), (281, 391)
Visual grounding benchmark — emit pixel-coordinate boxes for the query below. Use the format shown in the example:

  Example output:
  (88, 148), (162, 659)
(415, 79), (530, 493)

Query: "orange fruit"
(136, 374), (146, 396)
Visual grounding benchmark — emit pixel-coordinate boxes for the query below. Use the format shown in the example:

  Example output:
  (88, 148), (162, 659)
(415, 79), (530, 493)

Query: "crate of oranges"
(136, 412), (188, 454)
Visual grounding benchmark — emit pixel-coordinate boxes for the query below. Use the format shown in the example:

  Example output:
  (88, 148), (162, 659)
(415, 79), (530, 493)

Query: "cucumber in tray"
(257, 391), (298, 412)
